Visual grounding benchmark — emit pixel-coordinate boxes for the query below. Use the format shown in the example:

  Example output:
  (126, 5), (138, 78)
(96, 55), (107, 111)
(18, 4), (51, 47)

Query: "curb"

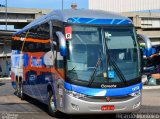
(0, 77), (11, 80)
(143, 85), (160, 89)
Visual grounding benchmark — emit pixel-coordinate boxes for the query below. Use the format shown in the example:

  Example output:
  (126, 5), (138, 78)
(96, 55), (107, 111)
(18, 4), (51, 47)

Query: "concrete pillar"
(35, 11), (43, 19)
(133, 15), (141, 28)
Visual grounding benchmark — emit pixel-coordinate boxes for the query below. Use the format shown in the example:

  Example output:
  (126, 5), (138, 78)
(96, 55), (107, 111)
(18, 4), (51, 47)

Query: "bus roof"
(14, 9), (132, 36)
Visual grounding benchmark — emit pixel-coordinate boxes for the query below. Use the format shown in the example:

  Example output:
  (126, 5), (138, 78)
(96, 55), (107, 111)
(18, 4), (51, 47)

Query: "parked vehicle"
(11, 9), (145, 116)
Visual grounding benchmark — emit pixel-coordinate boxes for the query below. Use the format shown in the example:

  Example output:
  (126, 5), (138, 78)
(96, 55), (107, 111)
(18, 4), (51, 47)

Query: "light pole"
(5, 0), (7, 30)
(62, 0), (63, 10)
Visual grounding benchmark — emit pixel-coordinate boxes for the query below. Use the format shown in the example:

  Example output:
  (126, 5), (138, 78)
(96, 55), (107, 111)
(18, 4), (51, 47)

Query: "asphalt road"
(0, 80), (160, 119)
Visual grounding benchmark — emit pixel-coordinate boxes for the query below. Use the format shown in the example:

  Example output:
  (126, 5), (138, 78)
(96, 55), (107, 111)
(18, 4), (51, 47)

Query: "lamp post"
(5, 0), (7, 30)
(62, 0), (63, 10)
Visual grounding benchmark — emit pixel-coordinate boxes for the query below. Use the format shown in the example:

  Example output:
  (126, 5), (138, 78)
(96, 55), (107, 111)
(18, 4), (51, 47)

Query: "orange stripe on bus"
(22, 52), (65, 80)
(12, 36), (50, 44)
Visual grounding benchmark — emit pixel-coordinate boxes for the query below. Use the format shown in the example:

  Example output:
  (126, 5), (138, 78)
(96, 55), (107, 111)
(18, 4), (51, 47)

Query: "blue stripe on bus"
(67, 18), (132, 25)
(64, 82), (142, 97)
(14, 18), (132, 36)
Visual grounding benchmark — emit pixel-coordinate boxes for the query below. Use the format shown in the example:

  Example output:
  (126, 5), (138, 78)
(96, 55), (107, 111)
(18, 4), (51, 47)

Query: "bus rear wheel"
(19, 81), (25, 100)
(16, 79), (25, 100)
(48, 91), (59, 117)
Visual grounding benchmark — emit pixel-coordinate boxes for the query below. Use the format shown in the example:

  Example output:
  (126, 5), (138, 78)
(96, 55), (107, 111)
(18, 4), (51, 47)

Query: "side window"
(23, 23), (51, 52)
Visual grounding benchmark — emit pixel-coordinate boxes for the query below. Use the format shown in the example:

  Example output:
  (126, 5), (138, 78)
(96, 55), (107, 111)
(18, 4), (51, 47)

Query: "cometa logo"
(101, 84), (117, 88)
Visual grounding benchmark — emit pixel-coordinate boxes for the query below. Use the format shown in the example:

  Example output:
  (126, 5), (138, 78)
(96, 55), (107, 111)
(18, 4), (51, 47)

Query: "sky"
(0, 0), (88, 30)
(1, 0), (88, 9)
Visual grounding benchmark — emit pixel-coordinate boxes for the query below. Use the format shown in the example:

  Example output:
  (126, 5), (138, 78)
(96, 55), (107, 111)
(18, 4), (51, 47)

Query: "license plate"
(101, 105), (115, 111)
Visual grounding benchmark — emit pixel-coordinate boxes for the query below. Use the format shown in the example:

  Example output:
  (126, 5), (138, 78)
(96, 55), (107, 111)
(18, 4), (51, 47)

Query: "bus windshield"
(66, 25), (140, 85)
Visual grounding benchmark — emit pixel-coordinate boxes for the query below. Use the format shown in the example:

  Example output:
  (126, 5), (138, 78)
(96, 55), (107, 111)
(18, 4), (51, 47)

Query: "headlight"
(65, 90), (86, 99)
(129, 90), (141, 97)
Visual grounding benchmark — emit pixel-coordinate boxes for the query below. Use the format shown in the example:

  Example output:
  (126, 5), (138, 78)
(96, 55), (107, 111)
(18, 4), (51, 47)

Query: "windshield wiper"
(104, 35), (128, 86)
(87, 49), (102, 86)
(87, 30), (128, 87)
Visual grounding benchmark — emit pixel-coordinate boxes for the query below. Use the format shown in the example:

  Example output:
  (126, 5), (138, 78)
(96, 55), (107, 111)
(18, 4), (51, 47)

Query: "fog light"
(71, 103), (80, 111)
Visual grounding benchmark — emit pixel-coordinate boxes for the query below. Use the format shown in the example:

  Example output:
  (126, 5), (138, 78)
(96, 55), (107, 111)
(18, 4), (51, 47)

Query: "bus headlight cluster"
(129, 90), (141, 97)
(65, 90), (86, 99)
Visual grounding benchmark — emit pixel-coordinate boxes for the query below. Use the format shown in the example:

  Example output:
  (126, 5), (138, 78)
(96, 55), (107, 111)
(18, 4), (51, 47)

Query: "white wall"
(89, 0), (160, 12)
(141, 18), (160, 28)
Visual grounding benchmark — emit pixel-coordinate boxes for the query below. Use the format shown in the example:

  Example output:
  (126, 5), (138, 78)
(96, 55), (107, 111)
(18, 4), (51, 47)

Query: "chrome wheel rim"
(50, 95), (56, 112)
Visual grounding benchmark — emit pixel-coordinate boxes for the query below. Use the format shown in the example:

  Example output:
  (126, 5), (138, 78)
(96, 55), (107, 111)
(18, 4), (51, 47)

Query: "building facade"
(89, 0), (160, 46)
(0, 35), (11, 77)
(88, 0), (160, 13)
(122, 11), (160, 45)
(0, 7), (51, 77)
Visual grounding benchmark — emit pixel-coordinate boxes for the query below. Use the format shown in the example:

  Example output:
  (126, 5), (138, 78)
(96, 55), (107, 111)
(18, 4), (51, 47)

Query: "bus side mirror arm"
(56, 31), (67, 56)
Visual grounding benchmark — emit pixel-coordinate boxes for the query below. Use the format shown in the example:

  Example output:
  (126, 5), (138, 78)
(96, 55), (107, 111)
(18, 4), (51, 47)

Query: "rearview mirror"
(56, 31), (67, 56)
(137, 34), (152, 57)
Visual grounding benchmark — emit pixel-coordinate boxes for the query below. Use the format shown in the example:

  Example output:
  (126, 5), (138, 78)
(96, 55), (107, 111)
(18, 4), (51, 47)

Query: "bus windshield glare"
(66, 25), (140, 85)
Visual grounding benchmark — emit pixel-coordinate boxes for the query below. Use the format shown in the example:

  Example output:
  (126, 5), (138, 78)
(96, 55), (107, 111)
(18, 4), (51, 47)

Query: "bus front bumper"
(63, 94), (141, 114)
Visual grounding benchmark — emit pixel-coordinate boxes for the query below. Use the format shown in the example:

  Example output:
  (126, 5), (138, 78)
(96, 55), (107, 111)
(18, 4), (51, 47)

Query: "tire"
(15, 80), (19, 96)
(19, 81), (25, 100)
(15, 79), (25, 100)
(48, 91), (59, 117)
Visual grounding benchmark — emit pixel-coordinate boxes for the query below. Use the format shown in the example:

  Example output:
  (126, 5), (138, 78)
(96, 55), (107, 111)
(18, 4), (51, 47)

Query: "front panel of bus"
(61, 21), (142, 113)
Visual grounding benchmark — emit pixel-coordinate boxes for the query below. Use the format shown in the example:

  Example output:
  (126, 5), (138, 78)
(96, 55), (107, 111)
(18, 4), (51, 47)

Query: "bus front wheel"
(48, 91), (59, 117)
